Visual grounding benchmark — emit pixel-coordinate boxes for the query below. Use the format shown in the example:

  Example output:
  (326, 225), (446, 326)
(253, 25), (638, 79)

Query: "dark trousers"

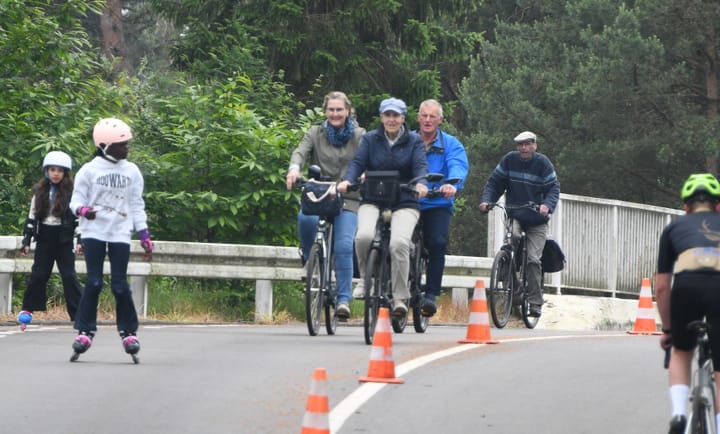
(421, 207), (452, 298)
(74, 238), (138, 335)
(22, 226), (82, 320)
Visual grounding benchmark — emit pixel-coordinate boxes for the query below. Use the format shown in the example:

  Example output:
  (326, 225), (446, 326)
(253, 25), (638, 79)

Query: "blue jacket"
(419, 129), (469, 213)
(343, 124), (428, 210)
(481, 151), (560, 226)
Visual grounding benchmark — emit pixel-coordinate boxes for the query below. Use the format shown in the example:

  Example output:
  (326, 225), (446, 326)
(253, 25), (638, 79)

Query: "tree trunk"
(99, 0), (132, 74)
(704, 38), (718, 174)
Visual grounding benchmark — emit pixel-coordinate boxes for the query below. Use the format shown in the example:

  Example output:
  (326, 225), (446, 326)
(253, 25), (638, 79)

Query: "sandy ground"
(534, 293), (656, 331)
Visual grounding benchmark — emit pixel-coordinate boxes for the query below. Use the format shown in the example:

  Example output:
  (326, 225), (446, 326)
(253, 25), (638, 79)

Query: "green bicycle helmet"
(681, 173), (720, 202)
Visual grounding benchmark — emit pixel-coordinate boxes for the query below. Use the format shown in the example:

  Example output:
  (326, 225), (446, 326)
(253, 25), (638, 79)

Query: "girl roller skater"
(69, 118), (153, 363)
(18, 151), (83, 331)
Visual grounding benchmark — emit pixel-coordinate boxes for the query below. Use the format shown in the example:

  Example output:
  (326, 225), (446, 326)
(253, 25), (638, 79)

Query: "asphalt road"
(0, 322), (668, 433)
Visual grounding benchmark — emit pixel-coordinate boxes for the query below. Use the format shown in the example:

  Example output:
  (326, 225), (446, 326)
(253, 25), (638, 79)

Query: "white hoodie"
(70, 156), (148, 244)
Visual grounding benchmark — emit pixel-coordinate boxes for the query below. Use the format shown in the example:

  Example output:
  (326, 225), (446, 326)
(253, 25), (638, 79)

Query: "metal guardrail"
(0, 236), (492, 320)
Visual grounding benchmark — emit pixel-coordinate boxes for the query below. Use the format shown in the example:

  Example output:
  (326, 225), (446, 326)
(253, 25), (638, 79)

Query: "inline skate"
(17, 310), (32, 331)
(70, 332), (94, 362)
(121, 333), (140, 364)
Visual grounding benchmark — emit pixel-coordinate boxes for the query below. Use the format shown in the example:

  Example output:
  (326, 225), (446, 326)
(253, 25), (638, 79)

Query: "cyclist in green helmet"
(656, 173), (720, 434)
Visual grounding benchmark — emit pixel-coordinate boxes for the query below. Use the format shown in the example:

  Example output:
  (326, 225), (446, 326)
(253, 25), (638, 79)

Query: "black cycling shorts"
(670, 272), (720, 367)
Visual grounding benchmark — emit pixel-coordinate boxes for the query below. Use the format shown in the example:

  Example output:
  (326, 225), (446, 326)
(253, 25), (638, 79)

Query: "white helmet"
(43, 151), (72, 170)
(93, 118), (133, 149)
(514, 131), (537, 143)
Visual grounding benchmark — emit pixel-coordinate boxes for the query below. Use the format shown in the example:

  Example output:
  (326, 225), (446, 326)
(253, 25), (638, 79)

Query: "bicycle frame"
(315, 217), (334, 287)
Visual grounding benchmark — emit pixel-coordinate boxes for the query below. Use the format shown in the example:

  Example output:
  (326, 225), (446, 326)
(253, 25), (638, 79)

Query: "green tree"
(0, 0), (128, 234)
(147, 0), (482, 123)
(135, 73), (313, 243)
(460, 0), (720, 210)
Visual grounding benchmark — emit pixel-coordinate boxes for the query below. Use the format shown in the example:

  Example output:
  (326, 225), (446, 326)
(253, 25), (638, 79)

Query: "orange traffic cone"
(459, 280), (499, 344)
(359, 307), (404, 384)
(628, 277), (661, 335)
(300, 368), (330, 434)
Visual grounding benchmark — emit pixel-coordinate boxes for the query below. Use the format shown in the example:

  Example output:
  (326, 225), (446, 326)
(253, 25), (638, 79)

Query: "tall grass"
(7, 275), (467, 325)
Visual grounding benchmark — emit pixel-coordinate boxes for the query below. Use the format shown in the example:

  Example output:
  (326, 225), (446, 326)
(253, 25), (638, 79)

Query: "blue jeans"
(421, 207), (452, 298)
(74, 238), (138, 335)
(298, 209), (357, 304)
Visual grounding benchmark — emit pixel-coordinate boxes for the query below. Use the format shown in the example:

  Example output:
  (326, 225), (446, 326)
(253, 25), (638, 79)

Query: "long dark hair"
(32, 170), (74, 221)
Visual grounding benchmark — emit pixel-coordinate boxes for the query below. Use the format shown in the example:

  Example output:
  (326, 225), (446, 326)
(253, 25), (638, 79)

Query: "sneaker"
(392, 300), (408, 318)
(336, 303), (350, 319)
(529, 304), (542, 317)
(353, 281), (365, 299)
(421, 297), (437, 317)
(668, 415), (686, 434)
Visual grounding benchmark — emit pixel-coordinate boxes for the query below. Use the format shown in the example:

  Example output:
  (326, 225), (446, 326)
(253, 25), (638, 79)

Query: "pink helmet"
(93, 118), (133, 149)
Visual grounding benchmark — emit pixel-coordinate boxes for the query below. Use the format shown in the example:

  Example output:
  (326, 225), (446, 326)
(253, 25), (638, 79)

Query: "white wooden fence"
(488, 193), (683, 297)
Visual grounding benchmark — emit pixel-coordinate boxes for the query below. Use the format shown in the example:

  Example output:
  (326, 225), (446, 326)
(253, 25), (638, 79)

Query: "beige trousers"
(355, 204), (419, 300)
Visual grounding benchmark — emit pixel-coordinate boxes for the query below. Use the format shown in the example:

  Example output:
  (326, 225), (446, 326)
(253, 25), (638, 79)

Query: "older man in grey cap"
(478, 131), (560, 317)
(338, 97), (428, 319)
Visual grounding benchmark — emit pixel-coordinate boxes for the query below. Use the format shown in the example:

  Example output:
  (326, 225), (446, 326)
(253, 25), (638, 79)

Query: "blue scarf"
(45, 174), (56, 204)
(325, 118), (354, 148)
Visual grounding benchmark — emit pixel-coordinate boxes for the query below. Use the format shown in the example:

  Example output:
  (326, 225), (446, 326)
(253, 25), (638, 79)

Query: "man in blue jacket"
(416, 99), (469, 317)
(478, 131), (560, 317)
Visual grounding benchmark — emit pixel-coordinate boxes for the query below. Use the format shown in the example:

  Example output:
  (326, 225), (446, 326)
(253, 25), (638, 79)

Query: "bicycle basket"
(363, 170), (400, 205)
(301, 180), (344, 217)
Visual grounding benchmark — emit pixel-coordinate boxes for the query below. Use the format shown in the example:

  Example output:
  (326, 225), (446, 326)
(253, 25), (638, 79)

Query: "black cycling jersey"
(657, 210), (720, 274)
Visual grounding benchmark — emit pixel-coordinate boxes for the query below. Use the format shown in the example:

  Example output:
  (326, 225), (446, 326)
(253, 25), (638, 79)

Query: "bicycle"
(362, 172), (446, 344)
(665, 321), (717, 434)
(396, 176), (462, 335)
(295, 167), (357, 336)
(485, 202), (543, 329)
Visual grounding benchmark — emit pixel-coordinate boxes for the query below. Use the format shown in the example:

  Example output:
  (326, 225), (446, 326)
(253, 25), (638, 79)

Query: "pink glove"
(138, 229), (153, 253)
(77, 206), (96, 220)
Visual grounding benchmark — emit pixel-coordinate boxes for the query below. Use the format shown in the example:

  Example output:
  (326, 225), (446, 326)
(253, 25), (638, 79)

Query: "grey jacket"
(290, 121), (366, 212)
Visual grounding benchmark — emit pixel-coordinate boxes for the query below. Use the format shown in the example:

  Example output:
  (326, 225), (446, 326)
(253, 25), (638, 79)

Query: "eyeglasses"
(515, 140), (535, 147)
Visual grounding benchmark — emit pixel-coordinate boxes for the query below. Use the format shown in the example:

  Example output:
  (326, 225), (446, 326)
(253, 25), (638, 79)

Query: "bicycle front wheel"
(305, 244), (324, 336)
(363, 249), (381, 345)
(411, 237), (429, 333)
(324, 257), (337, 335)
(488, 249), (513, 328)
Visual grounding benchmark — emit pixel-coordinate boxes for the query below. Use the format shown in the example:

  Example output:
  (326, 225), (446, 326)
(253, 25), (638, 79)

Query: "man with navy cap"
(478, 131), (560, 317)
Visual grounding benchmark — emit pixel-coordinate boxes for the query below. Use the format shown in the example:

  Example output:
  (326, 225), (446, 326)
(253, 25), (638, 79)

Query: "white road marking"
(329, 333), (628, 432)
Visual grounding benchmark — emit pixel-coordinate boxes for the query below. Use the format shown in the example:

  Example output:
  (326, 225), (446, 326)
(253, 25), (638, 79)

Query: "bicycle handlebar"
(294, 177), (360, 192)
(483, 202), (540, 214)
(402, 173), (460, 199)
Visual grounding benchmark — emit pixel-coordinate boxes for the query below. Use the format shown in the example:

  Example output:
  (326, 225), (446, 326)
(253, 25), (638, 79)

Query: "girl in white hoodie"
(69, 118), (153, 363)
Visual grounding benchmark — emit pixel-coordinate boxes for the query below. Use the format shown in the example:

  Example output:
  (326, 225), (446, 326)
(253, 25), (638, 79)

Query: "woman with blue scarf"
(286, 91), (366, 319)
